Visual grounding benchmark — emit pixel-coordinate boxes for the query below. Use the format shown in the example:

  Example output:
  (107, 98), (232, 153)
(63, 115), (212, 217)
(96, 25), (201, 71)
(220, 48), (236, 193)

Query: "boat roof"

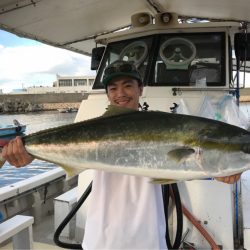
(0, 0), (249, 56)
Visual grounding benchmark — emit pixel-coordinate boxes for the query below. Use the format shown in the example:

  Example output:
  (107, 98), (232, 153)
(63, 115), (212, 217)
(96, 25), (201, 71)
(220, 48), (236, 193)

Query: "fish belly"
(26, 141), (250, 180)
(26, 141), (202, 179)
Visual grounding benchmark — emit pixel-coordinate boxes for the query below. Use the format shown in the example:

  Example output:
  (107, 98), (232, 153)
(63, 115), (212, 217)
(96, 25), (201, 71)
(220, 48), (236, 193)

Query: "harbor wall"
(0, 93), (88, 112)
(0, 92), (87, 104)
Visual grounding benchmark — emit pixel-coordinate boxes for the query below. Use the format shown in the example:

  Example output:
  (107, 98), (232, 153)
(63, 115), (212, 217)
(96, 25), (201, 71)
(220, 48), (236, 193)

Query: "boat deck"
(3, 241), (59, 250)
(1, 212), (80, 249)
(1, 213), (58, 249)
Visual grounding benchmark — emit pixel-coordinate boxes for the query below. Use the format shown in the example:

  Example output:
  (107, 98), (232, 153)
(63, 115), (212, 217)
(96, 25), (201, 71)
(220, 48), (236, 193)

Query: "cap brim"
(102, 72), (141, 87)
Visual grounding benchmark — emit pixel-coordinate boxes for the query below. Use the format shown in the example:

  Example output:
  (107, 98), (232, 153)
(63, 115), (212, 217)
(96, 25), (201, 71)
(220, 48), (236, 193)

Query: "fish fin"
(59, 164), (84, 177)
(167, 147), (195, 163)
(241, 145), (250, 154)
(0, 139), (9, 168)
(151, 178), (178, 185)
(102, 105), (137, 117)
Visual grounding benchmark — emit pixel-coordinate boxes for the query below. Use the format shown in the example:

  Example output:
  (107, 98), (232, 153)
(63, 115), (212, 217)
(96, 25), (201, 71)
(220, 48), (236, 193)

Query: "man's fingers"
(2, 137), (33, 168)
(2, 140), (19, 167)
(215, 174), (241, 184)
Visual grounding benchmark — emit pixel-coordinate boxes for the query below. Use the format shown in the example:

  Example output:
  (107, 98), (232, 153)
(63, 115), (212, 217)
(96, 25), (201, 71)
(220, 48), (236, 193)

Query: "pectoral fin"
(167, 147), (195, 163)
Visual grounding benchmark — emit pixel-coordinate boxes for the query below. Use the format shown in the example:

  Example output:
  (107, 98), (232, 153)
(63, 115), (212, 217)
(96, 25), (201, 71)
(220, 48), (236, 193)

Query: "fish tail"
(0, 139), (9, 168)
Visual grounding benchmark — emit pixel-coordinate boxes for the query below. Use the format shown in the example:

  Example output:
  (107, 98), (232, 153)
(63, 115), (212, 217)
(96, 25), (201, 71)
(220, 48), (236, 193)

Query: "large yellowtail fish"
(0, 105), (249, 183)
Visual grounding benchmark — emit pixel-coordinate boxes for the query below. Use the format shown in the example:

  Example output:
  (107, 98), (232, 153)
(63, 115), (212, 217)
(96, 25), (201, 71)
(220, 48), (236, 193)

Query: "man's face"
(107, 76), (143, 110)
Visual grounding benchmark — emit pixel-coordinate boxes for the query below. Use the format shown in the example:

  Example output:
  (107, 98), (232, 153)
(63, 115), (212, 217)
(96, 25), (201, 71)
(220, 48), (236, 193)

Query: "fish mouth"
(241, 145), (250, 154)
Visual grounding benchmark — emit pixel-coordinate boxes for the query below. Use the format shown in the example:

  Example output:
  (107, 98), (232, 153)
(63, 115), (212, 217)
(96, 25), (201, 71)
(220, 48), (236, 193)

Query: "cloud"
(0, 43), (95, 92)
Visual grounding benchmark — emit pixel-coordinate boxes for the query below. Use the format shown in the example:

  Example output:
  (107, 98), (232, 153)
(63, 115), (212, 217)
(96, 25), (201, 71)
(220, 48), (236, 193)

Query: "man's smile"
(114, 97), (132, 106)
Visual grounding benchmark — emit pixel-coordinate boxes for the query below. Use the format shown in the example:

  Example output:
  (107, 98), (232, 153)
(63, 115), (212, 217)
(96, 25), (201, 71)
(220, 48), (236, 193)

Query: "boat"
(0, 120), (26, 137)
(1, 1), (250, 249)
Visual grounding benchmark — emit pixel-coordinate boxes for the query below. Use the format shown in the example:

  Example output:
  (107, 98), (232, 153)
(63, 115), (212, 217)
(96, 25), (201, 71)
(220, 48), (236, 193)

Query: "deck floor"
(1, 213), (61, 249)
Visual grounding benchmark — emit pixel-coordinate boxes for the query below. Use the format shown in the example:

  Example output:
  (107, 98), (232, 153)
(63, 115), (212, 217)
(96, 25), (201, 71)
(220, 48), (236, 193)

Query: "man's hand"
(215, 173), (241, 184)
(2, 136), (34, 167)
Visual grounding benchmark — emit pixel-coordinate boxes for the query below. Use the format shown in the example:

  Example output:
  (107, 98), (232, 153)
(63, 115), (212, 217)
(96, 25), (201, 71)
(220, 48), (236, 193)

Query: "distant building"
(26, 75), (95, 94)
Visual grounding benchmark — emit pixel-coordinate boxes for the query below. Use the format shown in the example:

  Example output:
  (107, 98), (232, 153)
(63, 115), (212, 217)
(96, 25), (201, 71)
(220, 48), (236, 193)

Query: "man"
(2, 60), (241, 249)
(82, 60), (168, 249)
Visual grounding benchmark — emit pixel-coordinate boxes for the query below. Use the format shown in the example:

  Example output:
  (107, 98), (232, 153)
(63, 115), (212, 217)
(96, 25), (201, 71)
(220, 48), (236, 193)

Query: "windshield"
(93, 32), (225, 89)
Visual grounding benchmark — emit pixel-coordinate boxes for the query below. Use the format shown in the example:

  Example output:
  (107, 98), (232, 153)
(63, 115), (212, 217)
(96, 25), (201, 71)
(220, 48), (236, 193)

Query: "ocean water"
(0, 111), (76, 188)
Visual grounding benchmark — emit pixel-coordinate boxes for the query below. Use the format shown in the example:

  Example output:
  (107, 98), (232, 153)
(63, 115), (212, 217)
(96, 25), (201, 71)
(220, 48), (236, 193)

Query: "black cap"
(102, 60), (142, 87)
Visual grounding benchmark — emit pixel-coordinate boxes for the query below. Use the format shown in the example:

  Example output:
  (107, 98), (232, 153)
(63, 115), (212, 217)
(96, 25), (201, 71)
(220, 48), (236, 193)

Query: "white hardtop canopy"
(0, 0), (250, 56)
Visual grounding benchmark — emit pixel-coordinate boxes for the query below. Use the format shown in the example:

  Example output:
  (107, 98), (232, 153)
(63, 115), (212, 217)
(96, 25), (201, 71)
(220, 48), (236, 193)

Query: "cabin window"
(92, 32), (226, 89)
(151, 32), (225, 87)
(93, 36), (154, 89)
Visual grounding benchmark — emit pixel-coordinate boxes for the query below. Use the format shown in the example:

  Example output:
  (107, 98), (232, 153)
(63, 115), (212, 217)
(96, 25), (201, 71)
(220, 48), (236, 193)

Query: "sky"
(0, 30), (95, 93)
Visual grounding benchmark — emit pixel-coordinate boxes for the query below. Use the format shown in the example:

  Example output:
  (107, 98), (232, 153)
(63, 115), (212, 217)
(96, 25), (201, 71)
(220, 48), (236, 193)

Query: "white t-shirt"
(82, 171), (167, 250)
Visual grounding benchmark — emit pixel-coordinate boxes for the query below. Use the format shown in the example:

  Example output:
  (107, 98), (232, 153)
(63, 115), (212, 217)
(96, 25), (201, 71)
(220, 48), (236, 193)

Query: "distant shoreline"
(0, 102), (81, 114)
(42, 102), (81, 111)
(0, 92), (86, 113)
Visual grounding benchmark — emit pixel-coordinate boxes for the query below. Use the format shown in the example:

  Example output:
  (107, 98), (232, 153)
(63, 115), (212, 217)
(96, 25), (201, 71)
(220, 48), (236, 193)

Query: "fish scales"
(1, 105), (250, 182)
